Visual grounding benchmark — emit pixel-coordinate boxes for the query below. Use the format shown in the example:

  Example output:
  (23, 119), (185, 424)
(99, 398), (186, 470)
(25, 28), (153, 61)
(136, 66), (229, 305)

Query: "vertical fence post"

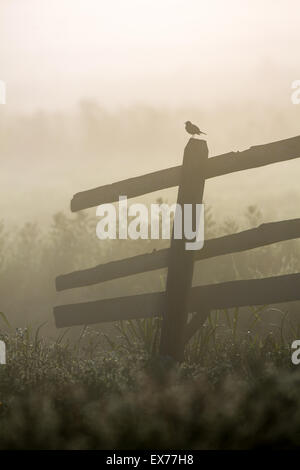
(159, 138), (208, 361)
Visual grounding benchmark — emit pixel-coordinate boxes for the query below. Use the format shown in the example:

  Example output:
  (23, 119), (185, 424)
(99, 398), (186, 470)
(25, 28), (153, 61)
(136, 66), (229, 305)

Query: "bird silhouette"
(185, 121), (207, 137)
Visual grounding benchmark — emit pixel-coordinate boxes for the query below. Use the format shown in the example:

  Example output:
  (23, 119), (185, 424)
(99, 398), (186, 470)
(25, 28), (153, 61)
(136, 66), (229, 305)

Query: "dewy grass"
(0, 316), (298, 450)
(107, 306), (295, 366)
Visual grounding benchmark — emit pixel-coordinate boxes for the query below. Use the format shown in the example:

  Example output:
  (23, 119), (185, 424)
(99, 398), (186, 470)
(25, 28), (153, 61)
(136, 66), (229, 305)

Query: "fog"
(1, 0), (300, 227)
(1, 0), (300, 328)
(1, 101), (300, 228)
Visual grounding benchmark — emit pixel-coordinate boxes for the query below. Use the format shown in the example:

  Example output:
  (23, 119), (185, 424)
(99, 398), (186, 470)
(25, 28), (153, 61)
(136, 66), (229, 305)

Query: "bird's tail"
(200, 131), (207, 135)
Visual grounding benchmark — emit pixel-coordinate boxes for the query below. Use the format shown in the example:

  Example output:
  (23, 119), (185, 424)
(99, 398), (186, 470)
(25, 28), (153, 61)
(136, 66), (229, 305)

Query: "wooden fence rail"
(56, 217), (300, 291)
(71, 135), (300, 211)
(55, 133), (300, 361)
(54, 272), (300, 328)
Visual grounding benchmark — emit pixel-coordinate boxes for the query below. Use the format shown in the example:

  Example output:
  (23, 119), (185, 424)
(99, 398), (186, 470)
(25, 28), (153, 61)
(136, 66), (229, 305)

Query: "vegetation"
(0, 310), (299, 450)
(0, 205), (300, 449)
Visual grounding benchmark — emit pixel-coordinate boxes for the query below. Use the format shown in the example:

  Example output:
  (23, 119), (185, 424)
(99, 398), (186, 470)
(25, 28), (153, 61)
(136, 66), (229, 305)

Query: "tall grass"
(0, 312), (298, 449)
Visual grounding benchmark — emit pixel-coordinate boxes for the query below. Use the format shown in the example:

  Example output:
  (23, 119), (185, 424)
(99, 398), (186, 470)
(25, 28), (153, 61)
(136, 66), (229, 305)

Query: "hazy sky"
(1, 0), (300, 225)
(1, 0), (300, 111)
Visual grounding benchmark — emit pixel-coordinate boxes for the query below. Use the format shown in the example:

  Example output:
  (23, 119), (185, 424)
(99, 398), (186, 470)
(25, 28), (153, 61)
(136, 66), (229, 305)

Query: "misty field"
(0, 317), (299, 449)
(1, 205), (300, 449)
(3, 0), (300, 452)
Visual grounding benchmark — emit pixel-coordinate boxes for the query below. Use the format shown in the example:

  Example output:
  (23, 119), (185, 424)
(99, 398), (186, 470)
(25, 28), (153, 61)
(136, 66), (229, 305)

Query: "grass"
(0, 308), (299, 449)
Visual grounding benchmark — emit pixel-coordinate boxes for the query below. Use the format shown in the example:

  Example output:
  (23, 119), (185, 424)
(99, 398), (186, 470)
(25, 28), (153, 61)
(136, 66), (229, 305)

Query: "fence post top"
(185, 137), (208, 151)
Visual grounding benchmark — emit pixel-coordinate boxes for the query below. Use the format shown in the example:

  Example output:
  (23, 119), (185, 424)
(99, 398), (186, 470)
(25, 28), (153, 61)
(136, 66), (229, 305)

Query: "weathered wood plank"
(206, 134), (300, 179)
(159, 138), (208, 360)
(56, 249), (169, 291)
(186, 272), (300, 341)
(190, 273), (300, 310)
(54, 272), (300, 328)
(56, 218), (300, 291)
(71, 166), (181, 211)
(54, 292), (165, 328)
(71, 135), (300, 211)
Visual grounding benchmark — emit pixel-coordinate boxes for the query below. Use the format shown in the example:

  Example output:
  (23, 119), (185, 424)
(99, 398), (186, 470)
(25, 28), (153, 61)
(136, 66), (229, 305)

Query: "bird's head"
(185, 121), (191, 125)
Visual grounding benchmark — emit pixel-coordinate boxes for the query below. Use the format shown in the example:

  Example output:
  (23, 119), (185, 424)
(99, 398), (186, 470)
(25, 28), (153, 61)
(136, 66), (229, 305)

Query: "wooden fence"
(54, 134), (300, 361)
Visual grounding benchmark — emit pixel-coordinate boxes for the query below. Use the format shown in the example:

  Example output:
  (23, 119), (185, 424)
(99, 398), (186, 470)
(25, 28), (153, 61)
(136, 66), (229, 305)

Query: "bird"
(185, 121), (207, 138)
